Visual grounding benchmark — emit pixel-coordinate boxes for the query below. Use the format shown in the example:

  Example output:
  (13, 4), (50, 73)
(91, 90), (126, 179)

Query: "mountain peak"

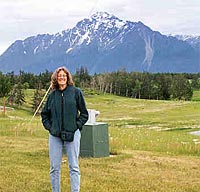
(88, 11), (126, 30)
(91, 11), (119, 21)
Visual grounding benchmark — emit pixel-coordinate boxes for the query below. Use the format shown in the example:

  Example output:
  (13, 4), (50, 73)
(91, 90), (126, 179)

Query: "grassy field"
(1, 89), (200, 191)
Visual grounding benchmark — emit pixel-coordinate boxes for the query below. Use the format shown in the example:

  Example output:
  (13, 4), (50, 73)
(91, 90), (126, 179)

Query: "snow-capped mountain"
(174, 35), (200, 50)
(0, 12), (199, 74)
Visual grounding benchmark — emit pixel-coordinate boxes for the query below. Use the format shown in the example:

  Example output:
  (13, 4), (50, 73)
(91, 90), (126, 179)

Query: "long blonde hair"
(51, 66), (74, 90)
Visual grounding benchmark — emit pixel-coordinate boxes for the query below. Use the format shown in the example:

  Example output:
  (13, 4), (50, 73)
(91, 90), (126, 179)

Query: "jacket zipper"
(61, 92), (64, 131)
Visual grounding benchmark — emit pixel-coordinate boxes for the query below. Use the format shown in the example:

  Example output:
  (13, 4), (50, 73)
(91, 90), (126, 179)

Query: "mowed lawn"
(0, 90), (200, 192)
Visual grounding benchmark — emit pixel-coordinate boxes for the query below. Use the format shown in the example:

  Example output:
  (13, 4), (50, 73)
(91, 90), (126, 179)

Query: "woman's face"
(57, 70), (67, 87)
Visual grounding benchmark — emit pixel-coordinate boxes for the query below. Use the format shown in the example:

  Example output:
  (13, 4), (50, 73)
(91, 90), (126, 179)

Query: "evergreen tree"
(170, 74), (193, 100)
(74, 66), (91, 87)
(8, 83), (25, 106)
(38, 70), (52, 89)
(0, 72), (12, 97)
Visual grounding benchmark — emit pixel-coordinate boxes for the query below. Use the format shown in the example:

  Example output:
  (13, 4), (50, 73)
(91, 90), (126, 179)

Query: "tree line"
(1, 67), (200, 111)
(74, 67), (200, 101)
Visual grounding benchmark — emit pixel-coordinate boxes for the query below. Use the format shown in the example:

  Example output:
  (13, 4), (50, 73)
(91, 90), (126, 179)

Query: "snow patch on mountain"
(142, 34), (154, 70)
(173, 34), (200, 48)
(34, 46), (38, 54)
(77, 31), (91, 45)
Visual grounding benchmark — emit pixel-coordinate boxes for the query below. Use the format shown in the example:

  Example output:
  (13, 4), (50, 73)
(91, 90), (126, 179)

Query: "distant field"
(0, 89), (200, 192)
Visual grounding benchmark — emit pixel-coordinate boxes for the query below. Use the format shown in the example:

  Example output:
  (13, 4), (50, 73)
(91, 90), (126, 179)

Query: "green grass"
(1, 90), (200, 191)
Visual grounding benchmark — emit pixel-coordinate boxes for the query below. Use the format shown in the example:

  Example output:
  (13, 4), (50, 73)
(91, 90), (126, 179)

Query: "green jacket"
(41, 86), (88, 137)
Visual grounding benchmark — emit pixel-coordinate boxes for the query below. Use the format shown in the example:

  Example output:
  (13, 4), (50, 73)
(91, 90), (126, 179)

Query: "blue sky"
(0, 0), (199, 54)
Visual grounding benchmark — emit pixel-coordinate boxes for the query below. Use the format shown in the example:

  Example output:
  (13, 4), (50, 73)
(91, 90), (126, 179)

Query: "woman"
(41, 66), (88, 192)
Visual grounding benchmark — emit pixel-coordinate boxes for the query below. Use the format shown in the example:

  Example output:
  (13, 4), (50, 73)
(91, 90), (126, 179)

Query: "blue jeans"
(49, 129), (81, 192)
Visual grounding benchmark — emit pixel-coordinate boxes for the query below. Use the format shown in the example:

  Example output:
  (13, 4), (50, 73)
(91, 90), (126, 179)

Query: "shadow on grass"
(165, 127), (192, 132)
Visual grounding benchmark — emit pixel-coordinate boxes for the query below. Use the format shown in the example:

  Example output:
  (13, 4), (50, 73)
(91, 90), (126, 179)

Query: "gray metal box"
(80, 122), (109, 158)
